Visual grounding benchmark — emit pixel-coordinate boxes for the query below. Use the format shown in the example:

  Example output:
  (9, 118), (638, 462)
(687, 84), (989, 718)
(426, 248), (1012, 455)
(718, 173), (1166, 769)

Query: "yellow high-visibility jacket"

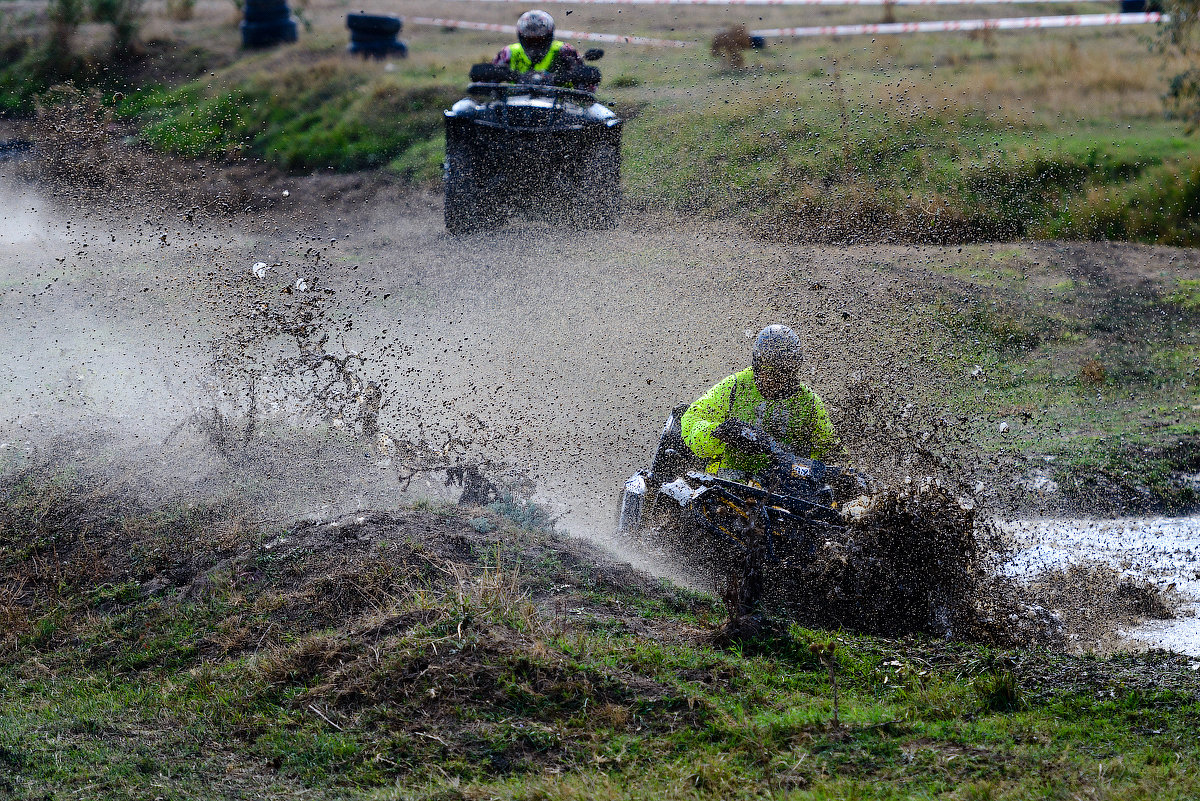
(507, 40), (564, 73)
(681, 367), (839, 474)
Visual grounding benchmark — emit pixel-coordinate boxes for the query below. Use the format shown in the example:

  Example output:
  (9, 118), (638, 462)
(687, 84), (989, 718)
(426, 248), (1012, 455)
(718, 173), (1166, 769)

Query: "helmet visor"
(519, 31), (553, 54)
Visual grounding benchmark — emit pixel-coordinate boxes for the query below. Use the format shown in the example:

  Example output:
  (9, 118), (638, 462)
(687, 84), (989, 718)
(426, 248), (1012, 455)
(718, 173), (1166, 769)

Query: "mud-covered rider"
(681, 324), (839, 476)
(492, 10), (593, 89)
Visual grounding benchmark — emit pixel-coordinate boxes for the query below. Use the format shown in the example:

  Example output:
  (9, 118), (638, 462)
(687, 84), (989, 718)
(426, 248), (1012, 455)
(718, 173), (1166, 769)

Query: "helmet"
(751, 324), (803, 399)
(752, 325), (803, 371)
(517, 10), (555, 48)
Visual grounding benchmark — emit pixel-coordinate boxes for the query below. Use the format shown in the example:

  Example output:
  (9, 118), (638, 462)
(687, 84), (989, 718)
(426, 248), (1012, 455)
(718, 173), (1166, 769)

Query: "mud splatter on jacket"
(681, 367), (839, 474)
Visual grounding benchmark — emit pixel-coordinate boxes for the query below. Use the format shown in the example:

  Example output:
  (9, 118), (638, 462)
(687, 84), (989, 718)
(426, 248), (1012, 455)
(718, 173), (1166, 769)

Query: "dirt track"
(0, 161), (1195, 542)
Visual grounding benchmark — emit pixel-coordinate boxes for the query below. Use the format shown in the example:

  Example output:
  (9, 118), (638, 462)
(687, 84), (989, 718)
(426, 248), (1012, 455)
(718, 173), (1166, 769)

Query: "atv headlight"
(659, 478), (699, 507)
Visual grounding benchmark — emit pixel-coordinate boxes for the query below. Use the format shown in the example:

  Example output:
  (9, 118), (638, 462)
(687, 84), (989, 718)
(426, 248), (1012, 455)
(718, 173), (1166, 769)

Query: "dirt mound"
(0, 459), (716, 775)
(1018, 563), (1178, 654)
(0, 455), (703, 654)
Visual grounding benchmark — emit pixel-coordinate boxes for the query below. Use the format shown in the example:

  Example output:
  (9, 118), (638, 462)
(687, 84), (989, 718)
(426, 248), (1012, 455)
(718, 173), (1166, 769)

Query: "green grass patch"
(1166, 278), (1200, 311)
(118, 58), (456, 176)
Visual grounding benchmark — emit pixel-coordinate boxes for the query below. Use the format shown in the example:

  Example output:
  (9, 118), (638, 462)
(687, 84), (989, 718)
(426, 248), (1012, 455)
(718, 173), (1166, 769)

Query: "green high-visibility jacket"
(508, 40), (564, 73)
(681, 367), (839, 474)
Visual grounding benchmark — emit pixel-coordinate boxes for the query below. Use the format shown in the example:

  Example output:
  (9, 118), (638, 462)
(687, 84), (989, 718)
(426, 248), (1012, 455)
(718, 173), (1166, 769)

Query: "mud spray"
(0, 102), (1192, 652)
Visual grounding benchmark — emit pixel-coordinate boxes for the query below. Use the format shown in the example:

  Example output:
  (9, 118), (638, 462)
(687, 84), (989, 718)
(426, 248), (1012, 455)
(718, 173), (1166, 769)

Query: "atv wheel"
(443, 143), (501, 235)
(574, 137), (621, 229)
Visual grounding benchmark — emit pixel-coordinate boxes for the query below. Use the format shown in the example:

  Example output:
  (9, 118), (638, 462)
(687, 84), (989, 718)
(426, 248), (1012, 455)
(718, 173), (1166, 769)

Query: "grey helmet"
(751, 324), (803, 373)
(517, 10), (555, 47)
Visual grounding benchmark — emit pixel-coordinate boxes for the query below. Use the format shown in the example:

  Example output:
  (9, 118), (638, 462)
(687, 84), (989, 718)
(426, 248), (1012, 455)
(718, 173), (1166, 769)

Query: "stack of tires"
(241, 0), (298, 48)
(347, 14), (408, 59)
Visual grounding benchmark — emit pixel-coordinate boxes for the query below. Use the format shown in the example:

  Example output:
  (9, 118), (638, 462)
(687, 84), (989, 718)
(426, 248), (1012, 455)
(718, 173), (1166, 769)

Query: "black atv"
(442, 50), (622, 234)
(616, 406), (973, 636)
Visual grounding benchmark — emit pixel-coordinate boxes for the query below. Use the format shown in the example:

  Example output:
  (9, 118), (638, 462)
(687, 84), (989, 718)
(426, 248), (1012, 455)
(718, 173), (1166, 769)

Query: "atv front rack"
(466, 82), (598, 106)
(689, 471), (845, 564)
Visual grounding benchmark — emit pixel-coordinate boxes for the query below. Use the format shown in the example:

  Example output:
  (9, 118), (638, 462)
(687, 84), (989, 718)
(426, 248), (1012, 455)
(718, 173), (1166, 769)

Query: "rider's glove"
(712, 420), (772, 455)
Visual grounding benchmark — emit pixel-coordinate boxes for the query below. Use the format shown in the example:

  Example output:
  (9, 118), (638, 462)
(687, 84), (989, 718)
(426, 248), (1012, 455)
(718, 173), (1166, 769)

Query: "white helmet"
(752, 324), (804, 399)
(752, 324), (803, 373)
(517, 9), (555, 47)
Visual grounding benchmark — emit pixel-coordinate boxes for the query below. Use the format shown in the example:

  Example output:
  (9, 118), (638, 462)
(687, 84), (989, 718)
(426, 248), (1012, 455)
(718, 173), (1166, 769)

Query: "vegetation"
(116, 58), (454, 173)
(1162, 0), (1200, 131)
(4, 2), (1200, 243)
(3, 467), (1200, 800)
(895, 244), (1200, 511)
(0, 0), (148, 115)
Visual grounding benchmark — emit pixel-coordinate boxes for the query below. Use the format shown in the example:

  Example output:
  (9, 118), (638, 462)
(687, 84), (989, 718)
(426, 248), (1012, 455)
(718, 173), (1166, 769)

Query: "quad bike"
(442, 50), (622, 234)
(616, 405), (972, 635)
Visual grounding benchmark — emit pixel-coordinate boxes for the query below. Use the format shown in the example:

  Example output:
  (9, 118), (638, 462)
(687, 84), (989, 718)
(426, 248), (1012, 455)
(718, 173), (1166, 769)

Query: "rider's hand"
(712, 421), (771, 454)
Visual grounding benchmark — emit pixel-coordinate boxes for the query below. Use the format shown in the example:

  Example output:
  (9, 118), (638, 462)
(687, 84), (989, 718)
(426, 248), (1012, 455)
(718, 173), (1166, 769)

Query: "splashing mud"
(1, 116), (1195, 654)
(1001, 515), (1200, 655)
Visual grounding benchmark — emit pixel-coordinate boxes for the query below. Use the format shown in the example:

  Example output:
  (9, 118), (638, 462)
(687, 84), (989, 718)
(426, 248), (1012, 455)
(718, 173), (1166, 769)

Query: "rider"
(492, 10), (587, 84)
(681, 324), (839, 476)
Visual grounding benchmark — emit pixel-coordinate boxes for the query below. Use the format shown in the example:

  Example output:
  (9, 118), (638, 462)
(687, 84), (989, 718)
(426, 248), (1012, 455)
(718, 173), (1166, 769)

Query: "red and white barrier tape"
(437, 0), (1114, 5)
(408, 16), (693, 45)
(753, 10), (1164, 35)
(409, 11), (1164, 44)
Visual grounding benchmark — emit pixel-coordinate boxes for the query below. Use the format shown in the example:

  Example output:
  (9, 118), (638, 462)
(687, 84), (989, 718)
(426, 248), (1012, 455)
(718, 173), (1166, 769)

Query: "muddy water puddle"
(1001, 516), (1200, 655)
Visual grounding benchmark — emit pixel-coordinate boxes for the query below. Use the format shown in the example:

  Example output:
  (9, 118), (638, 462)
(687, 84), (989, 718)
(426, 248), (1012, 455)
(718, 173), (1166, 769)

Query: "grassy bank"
(856, 242), (1200, 513)
(7, 2), (1200, 242)
(3, 467), (1200, 799)
(115, 55), (454, 175)
(51, 16), (1200, 244)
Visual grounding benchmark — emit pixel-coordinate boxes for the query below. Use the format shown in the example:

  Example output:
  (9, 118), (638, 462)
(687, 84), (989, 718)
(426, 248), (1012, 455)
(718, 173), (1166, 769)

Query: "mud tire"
(444, 143), (502, 235)
(574, 138), (621, 230)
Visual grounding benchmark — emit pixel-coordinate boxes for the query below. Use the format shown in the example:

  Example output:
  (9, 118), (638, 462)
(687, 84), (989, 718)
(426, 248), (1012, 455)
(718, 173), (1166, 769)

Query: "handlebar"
(467, 81), (598, 105)
(466, 62), (602, 102)
(717, 421), (835, 485)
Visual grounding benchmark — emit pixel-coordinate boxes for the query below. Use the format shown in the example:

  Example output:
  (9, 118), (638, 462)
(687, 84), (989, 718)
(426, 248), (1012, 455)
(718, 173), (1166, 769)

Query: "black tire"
(443, 142), (501, 235)
(574, 137), (621, 229)
(242, 2), (291, 22)
(241, 18), (297, 48)
(346, 13), (402, 35)
(348, 38), (407, 58)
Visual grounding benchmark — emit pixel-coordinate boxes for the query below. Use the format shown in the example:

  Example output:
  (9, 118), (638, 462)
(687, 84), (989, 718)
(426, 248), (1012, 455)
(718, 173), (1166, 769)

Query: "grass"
(892, 243), (1200, 511)
(1166, 278), (1200, 311)
(3, 467), (1200, 799)
(116, 57), (455, 174)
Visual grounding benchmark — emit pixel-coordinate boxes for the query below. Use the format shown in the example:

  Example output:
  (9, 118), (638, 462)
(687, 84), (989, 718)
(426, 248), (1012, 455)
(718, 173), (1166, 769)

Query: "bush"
(89, 0), (144, 56)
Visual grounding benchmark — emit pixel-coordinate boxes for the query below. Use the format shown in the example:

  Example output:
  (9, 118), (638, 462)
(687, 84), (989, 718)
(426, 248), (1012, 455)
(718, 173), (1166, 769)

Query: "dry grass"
(1081, 359), (1108, 385)
(0, 580), (30, 653)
